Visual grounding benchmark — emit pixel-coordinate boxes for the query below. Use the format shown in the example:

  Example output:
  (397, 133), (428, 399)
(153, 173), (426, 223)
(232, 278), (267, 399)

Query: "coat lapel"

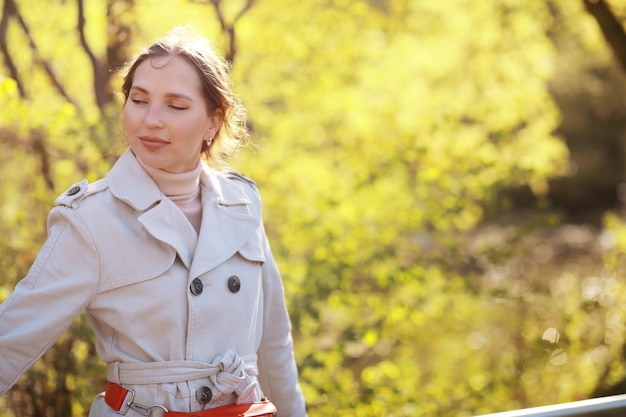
(188, 167), (259, 278)
(137, 200), (197, 270)
(106, 150), (197, 269)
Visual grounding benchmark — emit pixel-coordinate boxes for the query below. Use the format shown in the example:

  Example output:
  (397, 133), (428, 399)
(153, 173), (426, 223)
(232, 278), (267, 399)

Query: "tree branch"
(0, 0), (26, 97)
(32, 129), (55, 191)
(203, 0), (257, 64)
(233, 0), (256, 24)
(77, 0), (108, 114)
(106, 0), (134, 87)
(9, 0), (82, 113)
(583, 0), (626, 73)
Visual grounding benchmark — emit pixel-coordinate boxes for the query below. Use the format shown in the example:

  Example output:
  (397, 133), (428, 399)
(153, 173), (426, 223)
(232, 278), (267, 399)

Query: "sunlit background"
(2, 0), (626, 416)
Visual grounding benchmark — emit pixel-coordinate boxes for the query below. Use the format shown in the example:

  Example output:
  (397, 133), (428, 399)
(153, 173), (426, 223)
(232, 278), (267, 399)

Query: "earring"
(206, 136), (213, 147)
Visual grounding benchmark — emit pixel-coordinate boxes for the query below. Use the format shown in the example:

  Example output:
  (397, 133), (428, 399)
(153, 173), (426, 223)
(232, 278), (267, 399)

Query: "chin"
(132, 150), (165, 169)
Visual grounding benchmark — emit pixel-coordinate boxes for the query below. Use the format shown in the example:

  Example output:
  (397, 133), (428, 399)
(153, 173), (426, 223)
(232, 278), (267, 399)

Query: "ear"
(205, 108), (222, 141)
(210, 108), (224, 129)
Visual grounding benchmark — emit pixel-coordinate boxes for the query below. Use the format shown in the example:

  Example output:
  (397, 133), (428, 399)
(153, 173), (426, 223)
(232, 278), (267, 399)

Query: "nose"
(144, 104), (164, 128)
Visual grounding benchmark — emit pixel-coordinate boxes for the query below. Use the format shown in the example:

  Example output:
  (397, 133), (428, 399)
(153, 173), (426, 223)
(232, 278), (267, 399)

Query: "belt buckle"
(116, 387), (135, 415)
(129, 403), (169, 417)
(149, 405), (168, 417)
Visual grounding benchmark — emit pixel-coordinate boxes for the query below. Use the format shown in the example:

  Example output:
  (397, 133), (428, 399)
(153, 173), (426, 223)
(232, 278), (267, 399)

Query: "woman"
(0, 27), (307, 417)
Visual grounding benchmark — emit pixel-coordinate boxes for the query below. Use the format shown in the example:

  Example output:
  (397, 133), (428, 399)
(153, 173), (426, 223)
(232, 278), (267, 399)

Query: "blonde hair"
(120, 27), (249, 170)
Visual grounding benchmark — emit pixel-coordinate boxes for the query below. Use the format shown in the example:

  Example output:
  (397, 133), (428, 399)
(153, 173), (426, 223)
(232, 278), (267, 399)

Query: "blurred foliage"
(2, 0), (626, 416)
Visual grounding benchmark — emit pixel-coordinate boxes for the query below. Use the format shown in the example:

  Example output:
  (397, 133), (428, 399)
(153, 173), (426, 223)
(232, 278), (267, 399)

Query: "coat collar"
(106, 149), (163, 211)
(106, 149), (259, 273)
(106, 149), (253, 210)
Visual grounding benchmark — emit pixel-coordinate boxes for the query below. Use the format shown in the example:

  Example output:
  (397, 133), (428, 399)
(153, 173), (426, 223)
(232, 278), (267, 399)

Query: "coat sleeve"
(0, 206), (100, 394)
(256, 221), (308, 417)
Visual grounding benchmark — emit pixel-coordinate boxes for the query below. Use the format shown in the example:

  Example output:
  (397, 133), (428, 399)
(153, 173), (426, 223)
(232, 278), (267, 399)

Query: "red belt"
(104, 381), (276, 417)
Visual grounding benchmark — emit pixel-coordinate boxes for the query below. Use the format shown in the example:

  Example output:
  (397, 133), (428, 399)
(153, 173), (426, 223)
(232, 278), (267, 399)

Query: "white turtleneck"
(138, 159), (203, 234)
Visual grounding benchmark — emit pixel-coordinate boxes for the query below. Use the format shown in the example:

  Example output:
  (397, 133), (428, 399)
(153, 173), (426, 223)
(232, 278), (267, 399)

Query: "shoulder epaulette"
(225, 171), (257, 189)
(54, 178), (107, 208)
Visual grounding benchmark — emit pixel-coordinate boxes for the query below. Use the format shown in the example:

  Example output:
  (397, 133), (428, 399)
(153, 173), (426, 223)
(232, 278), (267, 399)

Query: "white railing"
(474, 394), (626, 417)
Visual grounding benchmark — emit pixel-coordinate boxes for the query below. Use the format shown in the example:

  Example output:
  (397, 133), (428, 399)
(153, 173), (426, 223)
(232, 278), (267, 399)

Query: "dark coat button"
(67, 186), (81, 196)
(196, 386), (212, 404)
(228, 275), (241, 293)
(190, 278), (203, 295)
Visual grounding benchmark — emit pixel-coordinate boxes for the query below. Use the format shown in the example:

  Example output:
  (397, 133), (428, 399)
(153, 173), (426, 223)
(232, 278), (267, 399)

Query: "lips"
(138, 135), (170, 150)
(139, 136), (169, 143)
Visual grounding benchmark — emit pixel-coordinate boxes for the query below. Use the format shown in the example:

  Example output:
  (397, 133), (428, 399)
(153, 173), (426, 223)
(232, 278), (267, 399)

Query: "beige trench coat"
(0, 150), (307, 417)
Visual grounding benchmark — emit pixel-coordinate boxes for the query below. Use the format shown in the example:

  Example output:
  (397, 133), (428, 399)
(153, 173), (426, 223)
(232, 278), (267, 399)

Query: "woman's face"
(123, 55), (220, 173)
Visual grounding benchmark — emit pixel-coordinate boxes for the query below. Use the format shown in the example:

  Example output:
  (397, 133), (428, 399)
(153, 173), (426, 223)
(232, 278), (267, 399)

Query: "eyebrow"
(129, 86), (195, 102)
